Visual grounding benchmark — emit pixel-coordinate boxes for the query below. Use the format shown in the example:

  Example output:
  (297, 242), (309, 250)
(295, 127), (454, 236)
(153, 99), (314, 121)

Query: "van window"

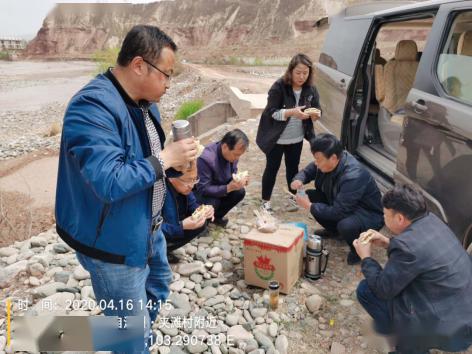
(320, 16), (372, 76)
(437, 11), (472, 104)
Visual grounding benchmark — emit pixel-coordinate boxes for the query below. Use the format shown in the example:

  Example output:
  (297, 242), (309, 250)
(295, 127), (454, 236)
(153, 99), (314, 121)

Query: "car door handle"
(412, 100), (427, 114)
(338, 78), (346, 89)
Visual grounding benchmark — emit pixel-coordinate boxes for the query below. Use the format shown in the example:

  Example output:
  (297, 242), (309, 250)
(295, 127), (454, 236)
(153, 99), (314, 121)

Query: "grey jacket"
(362, 213), (472, 351)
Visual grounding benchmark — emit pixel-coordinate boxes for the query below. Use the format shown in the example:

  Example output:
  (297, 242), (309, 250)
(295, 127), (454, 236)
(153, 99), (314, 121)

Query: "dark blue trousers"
(356, 279), (393, 335)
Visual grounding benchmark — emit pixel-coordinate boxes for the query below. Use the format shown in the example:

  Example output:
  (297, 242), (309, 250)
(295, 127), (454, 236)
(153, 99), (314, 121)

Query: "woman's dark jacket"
(256, 78), (321, 154)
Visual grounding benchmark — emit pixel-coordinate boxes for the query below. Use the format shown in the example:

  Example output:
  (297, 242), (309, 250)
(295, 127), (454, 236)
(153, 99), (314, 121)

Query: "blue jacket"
(362, 213), (472, 352)
(55, 71), (168, 267)
(293, 151), (383, 226)
(162, 182), (199, 239)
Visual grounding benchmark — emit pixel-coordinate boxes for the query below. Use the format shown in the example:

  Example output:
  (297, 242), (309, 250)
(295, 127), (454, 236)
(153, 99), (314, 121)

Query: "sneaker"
(288, 193), (298, 206)
(287, 194), (299, 212)
(347, 250), (361, 265)
(261, 201), (273, 213)
(212, 217), (229, 228)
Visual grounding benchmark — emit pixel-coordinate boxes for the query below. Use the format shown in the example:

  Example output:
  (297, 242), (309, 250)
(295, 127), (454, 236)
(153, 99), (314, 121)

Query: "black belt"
(151, 215), (163, 234)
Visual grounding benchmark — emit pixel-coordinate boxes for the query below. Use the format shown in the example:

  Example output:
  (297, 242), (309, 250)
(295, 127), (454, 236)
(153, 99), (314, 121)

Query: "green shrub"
(92, 47), (120, 74)
(254, 57), (264, 66)
(0, 51), (10, 60)
(175, 99), (204, 120)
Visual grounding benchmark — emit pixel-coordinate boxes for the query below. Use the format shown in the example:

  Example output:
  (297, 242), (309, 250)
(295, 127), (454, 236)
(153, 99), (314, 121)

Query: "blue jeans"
(356, 279), (393, 335)
(76, 228), (172, 353)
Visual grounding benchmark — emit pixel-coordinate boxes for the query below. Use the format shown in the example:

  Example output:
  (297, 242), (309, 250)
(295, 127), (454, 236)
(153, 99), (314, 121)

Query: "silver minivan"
(314, 0), (472, 252)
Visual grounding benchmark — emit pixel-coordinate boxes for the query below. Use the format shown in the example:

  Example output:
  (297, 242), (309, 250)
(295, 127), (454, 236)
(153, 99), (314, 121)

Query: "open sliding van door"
(397, 2), (472, 247)
(314, 12), (373, 140)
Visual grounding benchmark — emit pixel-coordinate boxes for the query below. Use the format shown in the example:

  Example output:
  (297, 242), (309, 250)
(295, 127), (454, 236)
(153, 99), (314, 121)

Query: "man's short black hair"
(117, 25), (177, 66)
(221, 129), (249, 150)
(382, 184), (428, 220)
(310, 133), (343, 159)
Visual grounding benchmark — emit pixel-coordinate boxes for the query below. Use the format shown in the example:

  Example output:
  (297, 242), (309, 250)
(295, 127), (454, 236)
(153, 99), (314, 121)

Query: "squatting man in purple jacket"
(195, 129), (249, 227)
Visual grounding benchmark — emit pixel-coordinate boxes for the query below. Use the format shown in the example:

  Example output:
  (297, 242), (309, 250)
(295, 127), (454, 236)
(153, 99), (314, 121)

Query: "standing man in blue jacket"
(162, 165), (214, 262)
(55, 25), (197, 352)
(354, 184), (472, 353)
(292, 133), (384, 265)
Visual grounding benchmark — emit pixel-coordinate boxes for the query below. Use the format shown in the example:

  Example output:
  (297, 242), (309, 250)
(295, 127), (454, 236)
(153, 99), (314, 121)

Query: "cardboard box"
(242, 224), (304, 294)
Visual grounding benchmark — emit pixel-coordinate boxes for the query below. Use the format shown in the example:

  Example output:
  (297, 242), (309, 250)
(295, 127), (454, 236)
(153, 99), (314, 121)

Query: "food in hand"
(192, 204), (211, 220)
(196, 139), (205, 157)
(232, 170), (249, 182)
(304, 107), (321, 115)
(359, 230), (375, 245)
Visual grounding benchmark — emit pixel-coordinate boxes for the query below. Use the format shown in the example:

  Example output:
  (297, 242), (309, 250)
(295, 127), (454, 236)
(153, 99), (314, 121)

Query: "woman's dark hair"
(221, 129), (249, 150)
(382, 184), (428, 220)
(309, 133), (343, 159)
(282, 53), (313, 86)
(117, 25), (177, 66)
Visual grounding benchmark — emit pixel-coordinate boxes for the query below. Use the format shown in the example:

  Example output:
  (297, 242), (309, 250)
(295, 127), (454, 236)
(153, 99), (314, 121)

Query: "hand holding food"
(232, 170), (249, 183)
(183, 214), (206, 230)
(289, 106), (310, 120)
(191, 204), (213, 220)
(359, 230), (376, 245)
(304, 107), (321, 120)
(227, 176), (246, 192)
(353, 237), (371, 259)
(203, 204), (214, 221)
(359, 229), (390, 249)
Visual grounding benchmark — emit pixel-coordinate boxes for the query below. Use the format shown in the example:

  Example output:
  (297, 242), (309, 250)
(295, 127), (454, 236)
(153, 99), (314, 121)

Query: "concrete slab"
(228, 87), (266, 119)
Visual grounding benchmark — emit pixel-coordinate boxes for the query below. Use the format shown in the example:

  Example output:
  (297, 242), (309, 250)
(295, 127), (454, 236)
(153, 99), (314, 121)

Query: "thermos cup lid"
(172, 119), (192, 141)
(172, 119), (190, 129)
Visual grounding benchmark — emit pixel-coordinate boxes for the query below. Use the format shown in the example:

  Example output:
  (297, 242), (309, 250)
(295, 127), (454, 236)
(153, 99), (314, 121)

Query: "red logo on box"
(254, 256), (275, 280)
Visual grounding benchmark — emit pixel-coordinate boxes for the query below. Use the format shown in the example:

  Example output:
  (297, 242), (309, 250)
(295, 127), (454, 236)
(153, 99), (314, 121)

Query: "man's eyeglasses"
(178, 177), (200, 187)
(142, 58), (172, 81)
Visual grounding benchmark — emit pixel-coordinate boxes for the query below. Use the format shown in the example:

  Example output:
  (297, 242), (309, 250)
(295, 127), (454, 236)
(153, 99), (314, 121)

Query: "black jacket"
(256, 78), (320, 154)
(293, 151), (383, 225)
(362, 213), (472, 352)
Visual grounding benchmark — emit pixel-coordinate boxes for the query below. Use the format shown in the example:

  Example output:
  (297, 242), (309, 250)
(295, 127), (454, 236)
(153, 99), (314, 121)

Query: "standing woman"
(256, 53), (321, 211)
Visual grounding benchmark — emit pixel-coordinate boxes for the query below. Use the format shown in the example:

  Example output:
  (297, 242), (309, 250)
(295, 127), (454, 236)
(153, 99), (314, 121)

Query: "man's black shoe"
(212, 217), (229, 228)
(314, 228), (339, 239)
(167, 253), (180, 264)
(347, 251), (361, 265)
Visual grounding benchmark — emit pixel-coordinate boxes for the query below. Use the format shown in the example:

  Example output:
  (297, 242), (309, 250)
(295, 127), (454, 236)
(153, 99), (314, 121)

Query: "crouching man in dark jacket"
(354, 184), (472, 353)
(292, 133), (384, 264)
(162, 166), (214, 262)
